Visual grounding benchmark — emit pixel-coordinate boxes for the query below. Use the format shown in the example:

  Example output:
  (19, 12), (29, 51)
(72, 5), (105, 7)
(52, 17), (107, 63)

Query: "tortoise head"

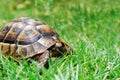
(50, 37), (73, 57)
(59, 38), (73, 55)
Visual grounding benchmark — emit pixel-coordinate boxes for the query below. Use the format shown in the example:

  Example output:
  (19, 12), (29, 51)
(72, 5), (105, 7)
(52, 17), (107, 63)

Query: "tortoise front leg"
(36, 50), (50, 69)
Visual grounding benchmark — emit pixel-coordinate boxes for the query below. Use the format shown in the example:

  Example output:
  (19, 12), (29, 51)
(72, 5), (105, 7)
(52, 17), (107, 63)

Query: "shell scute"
(17, 25), (41, 45)
(38, 37), (55, 48)
(0, 43), (9, 54)
(0, 23), (12, 42)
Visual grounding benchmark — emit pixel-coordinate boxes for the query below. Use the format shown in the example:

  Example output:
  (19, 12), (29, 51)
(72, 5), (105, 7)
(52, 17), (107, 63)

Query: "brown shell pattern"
(0, 17), (60, 59)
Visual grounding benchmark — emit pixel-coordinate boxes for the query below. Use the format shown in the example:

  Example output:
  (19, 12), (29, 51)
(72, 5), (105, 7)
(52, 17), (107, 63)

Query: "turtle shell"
(0, 17), (62, 59)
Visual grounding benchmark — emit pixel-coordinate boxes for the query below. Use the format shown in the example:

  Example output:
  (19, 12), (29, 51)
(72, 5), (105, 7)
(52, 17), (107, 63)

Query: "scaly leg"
(35, 50), (50, 69)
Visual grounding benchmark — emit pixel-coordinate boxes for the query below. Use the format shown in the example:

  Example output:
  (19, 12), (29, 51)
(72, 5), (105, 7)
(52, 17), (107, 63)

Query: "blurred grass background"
(0, 0), (120, 80)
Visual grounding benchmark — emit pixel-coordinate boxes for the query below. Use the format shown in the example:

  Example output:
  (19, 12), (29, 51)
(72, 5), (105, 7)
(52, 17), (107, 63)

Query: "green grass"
(0, 0), (120, 80)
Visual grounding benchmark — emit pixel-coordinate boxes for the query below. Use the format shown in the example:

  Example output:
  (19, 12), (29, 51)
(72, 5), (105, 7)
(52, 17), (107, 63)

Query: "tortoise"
(0, 17), (72, 68)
